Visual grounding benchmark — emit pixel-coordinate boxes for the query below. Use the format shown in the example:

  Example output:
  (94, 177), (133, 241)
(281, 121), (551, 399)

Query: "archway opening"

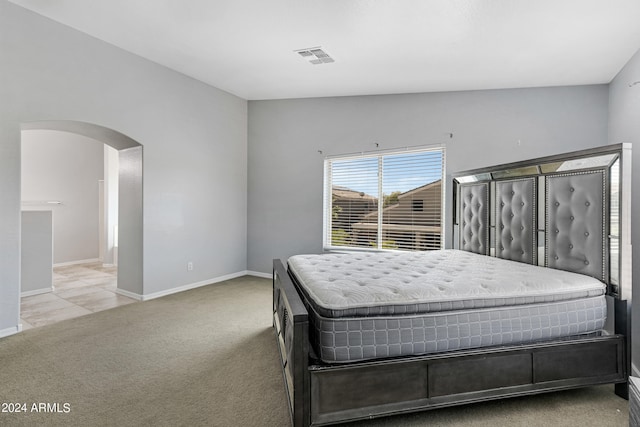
(19, 121), (143, 328)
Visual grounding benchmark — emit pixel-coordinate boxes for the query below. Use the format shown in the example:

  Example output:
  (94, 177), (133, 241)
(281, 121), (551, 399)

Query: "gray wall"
(117, 146), (143, 296)
(0, 2), (247, 335)
(608, 46), (640, 373)
(21, 130), (104, 264)
(247, 86), (609, 273)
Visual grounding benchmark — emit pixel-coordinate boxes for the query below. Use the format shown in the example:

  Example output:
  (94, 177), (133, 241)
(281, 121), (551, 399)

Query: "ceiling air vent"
(295, 47), (335, 65)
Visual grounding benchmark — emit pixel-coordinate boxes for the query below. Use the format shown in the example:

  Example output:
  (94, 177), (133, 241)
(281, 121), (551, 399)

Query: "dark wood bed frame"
(273, 144), (631, 426)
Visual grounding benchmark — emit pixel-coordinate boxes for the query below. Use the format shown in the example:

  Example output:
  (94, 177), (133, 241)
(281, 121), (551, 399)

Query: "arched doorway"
(20, 120), (143, 299)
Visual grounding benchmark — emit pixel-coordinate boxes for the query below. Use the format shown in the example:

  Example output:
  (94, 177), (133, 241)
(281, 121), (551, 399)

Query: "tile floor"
(20, 262), (137, 330)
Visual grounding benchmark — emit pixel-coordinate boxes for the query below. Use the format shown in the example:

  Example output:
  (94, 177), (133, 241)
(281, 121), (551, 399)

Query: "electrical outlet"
(187, 262), (193, 271)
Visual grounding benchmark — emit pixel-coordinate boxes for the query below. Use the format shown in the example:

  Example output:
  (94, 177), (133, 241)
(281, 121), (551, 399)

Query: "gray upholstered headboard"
(459, 183), (489, 255)
(453, 144), (631, 300)
(496, 177), (537, 265)
(545, 170), (605, 281)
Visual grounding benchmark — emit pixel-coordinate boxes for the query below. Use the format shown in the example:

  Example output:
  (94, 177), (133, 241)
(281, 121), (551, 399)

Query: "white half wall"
(21, 210), (53, 295)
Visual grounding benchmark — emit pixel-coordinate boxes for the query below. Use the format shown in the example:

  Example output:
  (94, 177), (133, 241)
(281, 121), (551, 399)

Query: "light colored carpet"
(0, 276), (628, 426)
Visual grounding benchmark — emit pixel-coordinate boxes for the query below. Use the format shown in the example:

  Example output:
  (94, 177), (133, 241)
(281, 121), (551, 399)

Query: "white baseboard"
(247, 270), (272, 279)
(0, 324), (21, 339)
(21, 287), (53, 298)
(114, 288), (143, 301)
(53, 258), (101, 267)
(137, 270), (249, 301)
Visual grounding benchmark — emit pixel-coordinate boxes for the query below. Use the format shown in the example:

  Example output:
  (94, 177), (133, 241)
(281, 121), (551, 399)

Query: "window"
(324, 146), (445, 251)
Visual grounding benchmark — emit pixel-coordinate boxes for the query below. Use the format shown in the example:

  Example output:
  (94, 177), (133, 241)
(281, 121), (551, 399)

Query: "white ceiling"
(9, 0), (640, 100)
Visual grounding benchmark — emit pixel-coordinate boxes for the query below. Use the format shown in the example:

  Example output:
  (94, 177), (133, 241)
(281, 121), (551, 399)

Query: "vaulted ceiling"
(9, 0), (640, 100)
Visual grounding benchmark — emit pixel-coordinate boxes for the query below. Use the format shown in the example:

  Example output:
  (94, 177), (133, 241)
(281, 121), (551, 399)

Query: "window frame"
(323, 145), (446, 252)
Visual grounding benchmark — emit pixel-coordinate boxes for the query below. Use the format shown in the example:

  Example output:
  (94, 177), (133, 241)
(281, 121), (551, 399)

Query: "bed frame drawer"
(533, 340), (622, 382)
(308, 335), (626, 426)
(311, 362), (428, 416)
(429, 353), (532, 397)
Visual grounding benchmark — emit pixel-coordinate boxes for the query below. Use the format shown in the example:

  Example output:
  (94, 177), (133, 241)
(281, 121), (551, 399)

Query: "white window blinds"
(324, 147), (445, 251)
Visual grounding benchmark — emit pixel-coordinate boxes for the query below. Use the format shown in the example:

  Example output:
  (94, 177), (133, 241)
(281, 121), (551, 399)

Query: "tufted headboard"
(459, 183), (489, 255)
(545, 170), (605, 281)
(452, 144), (631, 300)
(496, 177), (537, 265)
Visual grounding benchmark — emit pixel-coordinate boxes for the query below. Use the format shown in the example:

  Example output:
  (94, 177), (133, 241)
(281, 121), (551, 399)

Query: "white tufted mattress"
(287, 250), (607, 363)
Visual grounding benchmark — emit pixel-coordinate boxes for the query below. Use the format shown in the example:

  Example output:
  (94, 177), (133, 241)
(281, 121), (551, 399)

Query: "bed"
(273, 144), (631, 426)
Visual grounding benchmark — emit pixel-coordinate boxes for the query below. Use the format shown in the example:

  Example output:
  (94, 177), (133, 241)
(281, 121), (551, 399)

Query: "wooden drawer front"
(429, 354), (532, 397)
(311, 363), (428, 418)
(534, 341), (621, 383)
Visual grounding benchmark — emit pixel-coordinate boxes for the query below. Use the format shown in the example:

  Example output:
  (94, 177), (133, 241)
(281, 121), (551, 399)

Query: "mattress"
(288, 250), (607, 363)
